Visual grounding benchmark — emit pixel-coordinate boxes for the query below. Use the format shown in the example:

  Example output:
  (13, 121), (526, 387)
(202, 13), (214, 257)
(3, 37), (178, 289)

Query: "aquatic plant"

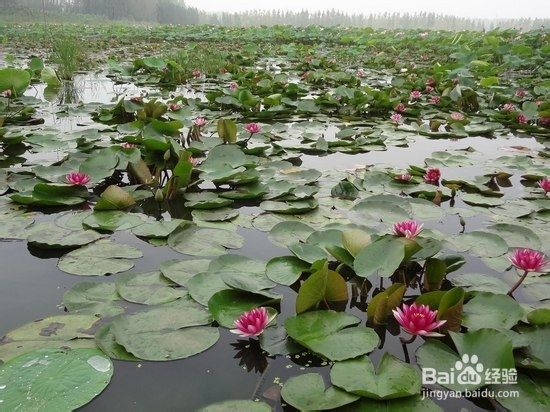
(230, 307), (272, 338)
(392, 220), (424, 239)
(393, 303), (446, 338)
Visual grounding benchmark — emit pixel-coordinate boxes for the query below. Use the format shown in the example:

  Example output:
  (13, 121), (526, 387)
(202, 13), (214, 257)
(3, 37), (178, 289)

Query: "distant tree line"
(2, 0), (548, 30)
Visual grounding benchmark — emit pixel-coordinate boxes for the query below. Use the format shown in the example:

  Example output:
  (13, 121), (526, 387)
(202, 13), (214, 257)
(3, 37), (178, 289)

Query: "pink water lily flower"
(230, 307), (274, 338)
(426, 78), (436, 88)
(393, 220), (423, 239)
(429, 95), (440, 104)
(423, 167), (441, 184)
(502, 103), (516, 112)
(168, 103), (181, 111)
(192, 69), (202, 78)
(394, 103), (406, 113)
(189, 157), (202, 167)
(425, 85), (434, 93)
(517, 114), (528, 124)
(1, 89), (12, 98)
(507, 248), (549, 296)
(244, 123), (262, 134)
(66, 172), (90, 186)
(509, 249), (548, 273)
(193, 116), (207, 127)
(390, 112), (403, 124)
(538, 178), (550, 193)
(121, 142), (136, 149)
(393, 303), (447, 337)
(450, 112), (465, 121)
(394, 173), (412, 182)
(515, 88), (526, 98)
(410, 90), (422, 100)
(356, 68), (366, 78)
(229, 82), (238, 91)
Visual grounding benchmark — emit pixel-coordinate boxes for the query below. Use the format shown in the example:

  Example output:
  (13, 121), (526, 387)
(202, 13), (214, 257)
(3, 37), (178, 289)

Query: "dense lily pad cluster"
(0, 23), (549, 410)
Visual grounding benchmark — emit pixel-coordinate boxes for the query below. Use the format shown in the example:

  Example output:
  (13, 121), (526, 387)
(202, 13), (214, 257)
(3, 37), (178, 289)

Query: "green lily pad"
(0, 348), (112, 410)
(0, 315), (98, 363)
(110, 298), (218, 361)
(463, 293), (524, 330)
(82, 211), (146, 232)
(285, 310), (379, 361)
(492, 372), (550, 412)
(57, 239), (143, 276)
(354, 237), (405, 278)
(94, 323), (139, 361)
(198, 400), (271, 412)
(416, 328), (515, 391)
(168, 225), (244, 256)
(131, 219), (186, 238)
(62, 282), (124, 318)
(448, 231), (508, 258)
(331, 353), (421, 399)
(208, 254), (274, 293)
(450, 273), (510, 294)
(281, 373), (360, 411)
(27, 226), (101, 249)
(266, 255), (309, 285)
(159, 259), (210, 287)
(115, 271), (186, 305)
(208, 289), (279, 328)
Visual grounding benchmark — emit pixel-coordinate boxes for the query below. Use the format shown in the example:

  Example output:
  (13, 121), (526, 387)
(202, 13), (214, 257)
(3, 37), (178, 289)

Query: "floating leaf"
(159, 259), (210, 287)
(62, 282), (124, 318)
(168, 225), (244, 256)
(0, 315), (98, 363)
(0, 348), (112, 410)
(115, 271), (186, 305)
(266, 256), (309, 285)
(354, 237), (405, 278)
(295, 261), (348, 313)
(281, 373), (359, 411)
(208, 289), (279, 328)
(331, 353), (421, 399)
(110, 298), (218, 361)
(285, 310), (378, 361)
(463, 293), (524, 331)
(198, 400), (271, 412)
(57, 239), (142, 276)
(416, 329), (514, 391)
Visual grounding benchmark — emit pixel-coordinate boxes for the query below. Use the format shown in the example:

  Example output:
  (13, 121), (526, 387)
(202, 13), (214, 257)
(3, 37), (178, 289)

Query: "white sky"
(185, 0), (550, 19)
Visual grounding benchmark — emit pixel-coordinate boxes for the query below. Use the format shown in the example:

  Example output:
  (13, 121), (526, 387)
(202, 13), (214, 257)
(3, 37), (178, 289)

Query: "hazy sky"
(186, 0), (550, 19)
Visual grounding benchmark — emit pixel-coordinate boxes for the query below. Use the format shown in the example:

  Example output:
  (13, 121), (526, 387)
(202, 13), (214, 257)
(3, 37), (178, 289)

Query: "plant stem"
(399, 335), (416, 363)
(399, 335), (417, 345)
(507, 270), (529, 297)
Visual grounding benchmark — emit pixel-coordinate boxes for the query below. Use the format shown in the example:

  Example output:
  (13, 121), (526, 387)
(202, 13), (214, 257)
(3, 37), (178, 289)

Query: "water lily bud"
(155, 188), (164, 202)
(163, 150), (171, 161)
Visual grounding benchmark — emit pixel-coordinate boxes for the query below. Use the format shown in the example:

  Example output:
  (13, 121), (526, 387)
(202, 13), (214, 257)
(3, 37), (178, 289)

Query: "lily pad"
(0, 348), (112, 410)
(168, 225), (244, 256)
(281, 373), (359, 411)
(115, 271), (186, 305)
(62, 282), (124, 318)
(57, 239), (143, 276)
(331, 353), (421, 399)
(285, 310), (379, 361)
(0, 315), (98, 363)
(159, 259), (210, 287)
